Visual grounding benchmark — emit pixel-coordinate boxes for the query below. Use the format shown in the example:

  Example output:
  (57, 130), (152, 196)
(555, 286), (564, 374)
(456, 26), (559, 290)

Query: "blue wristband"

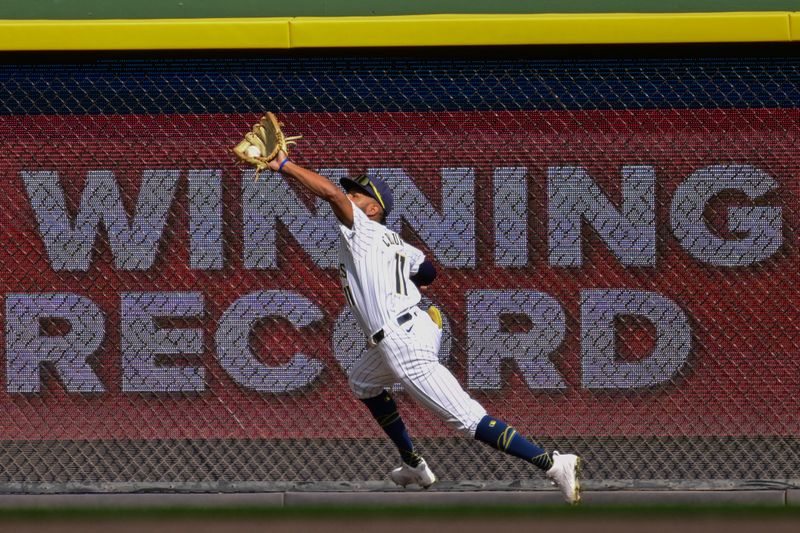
(278, 157), (291, 172)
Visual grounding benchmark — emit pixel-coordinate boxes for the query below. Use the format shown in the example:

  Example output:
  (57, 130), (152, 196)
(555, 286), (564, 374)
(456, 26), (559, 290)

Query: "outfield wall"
(1, 12), (799, 50)
(0, 3), (799, 492)
(2, 0), (799, 18)
(0, 49), (798, 491)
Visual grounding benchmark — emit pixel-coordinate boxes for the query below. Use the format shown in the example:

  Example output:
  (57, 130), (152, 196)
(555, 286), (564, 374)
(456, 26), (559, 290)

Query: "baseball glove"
(231, 112), (301, 180)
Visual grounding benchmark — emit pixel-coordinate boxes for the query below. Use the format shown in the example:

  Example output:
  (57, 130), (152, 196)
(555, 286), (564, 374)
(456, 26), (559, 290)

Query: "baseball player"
(265, 151), (582, 504)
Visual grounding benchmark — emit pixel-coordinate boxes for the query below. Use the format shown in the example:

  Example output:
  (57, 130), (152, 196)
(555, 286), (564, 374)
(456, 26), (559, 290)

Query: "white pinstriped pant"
(348, 307), (487, 437)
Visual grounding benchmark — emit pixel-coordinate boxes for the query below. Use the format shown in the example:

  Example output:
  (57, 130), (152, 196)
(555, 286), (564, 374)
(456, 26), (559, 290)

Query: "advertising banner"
(2, 110), (797, 440)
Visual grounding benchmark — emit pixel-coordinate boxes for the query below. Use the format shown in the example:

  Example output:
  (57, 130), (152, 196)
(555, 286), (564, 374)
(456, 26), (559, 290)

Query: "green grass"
(0, 503), (799, 522)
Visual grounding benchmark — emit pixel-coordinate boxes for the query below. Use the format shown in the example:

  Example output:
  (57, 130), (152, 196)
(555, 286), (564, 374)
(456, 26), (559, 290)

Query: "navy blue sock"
(361, 390), (421, 467)
(474, 415), (553, 471)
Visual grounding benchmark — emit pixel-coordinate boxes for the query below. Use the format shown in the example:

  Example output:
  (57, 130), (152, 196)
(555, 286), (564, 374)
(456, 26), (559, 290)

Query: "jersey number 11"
(395, 253), (408, 296)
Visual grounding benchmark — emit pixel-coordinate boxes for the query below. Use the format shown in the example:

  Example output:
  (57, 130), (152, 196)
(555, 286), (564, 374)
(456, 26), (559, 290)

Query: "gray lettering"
(5, 293), (105, 393)
(466, 290), (566, 390)
(548, 166), (656, 267)
(494, 167), (528, 267)
(215, 290), (324, 392)
(581, 289), (691, 389)
(372, 168), (476, 268)
(22, 170), (179, 271)
(242, 169), (345, 269)
(121, 292), (205, 393)
(189, 170), (223, 270)
(670, 164), (782, 266)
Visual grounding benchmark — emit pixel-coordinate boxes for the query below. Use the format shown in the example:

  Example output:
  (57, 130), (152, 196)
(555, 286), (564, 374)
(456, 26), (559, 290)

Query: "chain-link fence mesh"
(0, 51), (798, 491)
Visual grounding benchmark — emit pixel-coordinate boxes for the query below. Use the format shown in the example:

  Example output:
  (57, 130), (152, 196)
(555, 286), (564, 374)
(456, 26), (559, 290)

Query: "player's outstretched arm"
(268, 151), (355, 228)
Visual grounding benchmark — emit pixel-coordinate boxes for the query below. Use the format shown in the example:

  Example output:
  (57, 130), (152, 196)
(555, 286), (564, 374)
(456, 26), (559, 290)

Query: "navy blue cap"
(340, 174), (394, 217)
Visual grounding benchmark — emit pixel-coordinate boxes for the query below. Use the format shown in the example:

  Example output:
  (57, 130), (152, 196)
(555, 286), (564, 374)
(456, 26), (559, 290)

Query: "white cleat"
(390, 458), (437, 489)
(546, 451), (582, 505)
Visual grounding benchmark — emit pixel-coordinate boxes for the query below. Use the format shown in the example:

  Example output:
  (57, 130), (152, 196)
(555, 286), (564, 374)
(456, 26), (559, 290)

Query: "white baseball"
(245, 145), (262, 158)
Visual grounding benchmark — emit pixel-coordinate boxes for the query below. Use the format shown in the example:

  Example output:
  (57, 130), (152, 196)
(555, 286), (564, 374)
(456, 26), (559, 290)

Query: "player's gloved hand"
(231, 112), (301, 180)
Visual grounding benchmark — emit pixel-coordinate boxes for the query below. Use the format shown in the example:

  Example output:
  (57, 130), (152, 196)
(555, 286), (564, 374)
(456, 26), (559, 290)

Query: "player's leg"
(472, 416), (581, 503)
(378, 315), (488, 437)
(471, 417), (581, 503)
(380, 311), (581, 502)
(348, 348), (436, 488)
(383, 309), (554, 468)
(472, 416), (552, 468)
(347, 348), (424, 470)
(359, 389), (436, 489)
(360, 390), (423, 468)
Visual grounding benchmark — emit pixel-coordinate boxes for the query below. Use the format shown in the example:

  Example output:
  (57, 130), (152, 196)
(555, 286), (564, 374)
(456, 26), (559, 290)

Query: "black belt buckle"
(397, 312), (412, 326)
(372, 329), (385, 344)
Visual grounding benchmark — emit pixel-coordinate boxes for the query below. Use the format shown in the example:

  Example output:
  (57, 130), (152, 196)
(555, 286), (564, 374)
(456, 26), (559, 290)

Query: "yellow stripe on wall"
(0, 18), (290, 50)
(290, 12), (792, 47)
(790, 12), (800, 40)
(0, 12), (794, 51)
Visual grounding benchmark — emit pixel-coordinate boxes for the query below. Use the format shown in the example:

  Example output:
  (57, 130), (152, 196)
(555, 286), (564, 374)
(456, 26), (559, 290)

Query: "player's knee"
(347, 375), (364, 397)
(347, 375), (377, 400)
(445, 419), (472, 437)
(390, 357), (437, 384)
(443, 413), (483, 438)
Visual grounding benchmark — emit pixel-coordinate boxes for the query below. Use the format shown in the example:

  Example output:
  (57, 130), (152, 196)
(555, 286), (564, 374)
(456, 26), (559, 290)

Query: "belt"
(371, 312), (413, 345)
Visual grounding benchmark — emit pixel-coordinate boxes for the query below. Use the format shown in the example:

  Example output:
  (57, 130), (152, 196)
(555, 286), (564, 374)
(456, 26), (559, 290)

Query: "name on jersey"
(382, 231), (403, 248)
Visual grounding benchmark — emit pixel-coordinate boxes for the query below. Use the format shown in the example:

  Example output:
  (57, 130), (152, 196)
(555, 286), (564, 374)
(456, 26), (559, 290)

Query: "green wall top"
(5, 0), (800, 19)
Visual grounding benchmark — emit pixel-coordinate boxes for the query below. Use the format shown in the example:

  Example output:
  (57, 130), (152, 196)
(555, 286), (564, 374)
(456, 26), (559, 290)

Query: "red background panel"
(0, 110), (797, 440)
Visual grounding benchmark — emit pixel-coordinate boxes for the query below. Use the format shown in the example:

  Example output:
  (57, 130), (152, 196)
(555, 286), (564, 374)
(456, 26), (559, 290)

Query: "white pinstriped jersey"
(338, 201), (426, 338)
(341, 200), (489, 437)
